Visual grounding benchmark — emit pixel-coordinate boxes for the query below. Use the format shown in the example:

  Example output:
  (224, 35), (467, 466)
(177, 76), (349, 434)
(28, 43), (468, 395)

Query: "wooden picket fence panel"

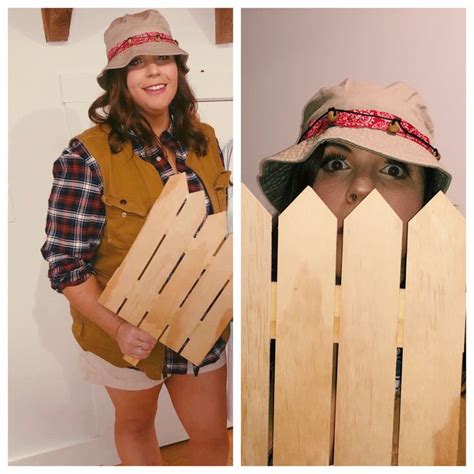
(242, 185), (465, 466)
(99, 173), (233, 366)
(242, 187), (272, 465)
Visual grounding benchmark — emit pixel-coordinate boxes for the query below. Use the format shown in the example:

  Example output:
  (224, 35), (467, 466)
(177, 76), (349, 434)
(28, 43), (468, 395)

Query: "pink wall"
(242, 8), (466, 215)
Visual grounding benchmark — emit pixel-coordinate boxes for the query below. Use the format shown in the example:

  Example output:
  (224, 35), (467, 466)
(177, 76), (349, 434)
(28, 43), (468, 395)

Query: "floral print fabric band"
(107, 31), (179, 61)
(300, 108), (440, 159)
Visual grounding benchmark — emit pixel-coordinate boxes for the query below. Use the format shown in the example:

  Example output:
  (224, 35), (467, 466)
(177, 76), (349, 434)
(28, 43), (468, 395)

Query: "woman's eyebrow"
(386, 157), (410, 167)
(325, 142), (353, 153)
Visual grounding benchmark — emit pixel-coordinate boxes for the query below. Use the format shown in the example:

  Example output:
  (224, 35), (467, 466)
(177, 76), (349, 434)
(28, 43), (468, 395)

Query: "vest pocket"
(102, 194), (149, 250)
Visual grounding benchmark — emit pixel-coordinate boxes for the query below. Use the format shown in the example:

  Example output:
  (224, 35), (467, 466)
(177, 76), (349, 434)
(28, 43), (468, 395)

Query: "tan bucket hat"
(258, 79), (452, 212)
(97, 9), (189, 90)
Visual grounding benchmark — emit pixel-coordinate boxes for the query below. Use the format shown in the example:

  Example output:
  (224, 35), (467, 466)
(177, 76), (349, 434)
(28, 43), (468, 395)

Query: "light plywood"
(139, 212), (228, 338)
(241, 186), (272, 466)
(273, 187), (337, 466)
(160, 235), (233, 351)
(100, 173), (232, 367)
(118, 190), (207, 326)
(398, 192), (465, 465)
(334, 190), (402, 466)
(99, 173), (189, 313)
(271, 284), (407, 347)
(124, 215), (230, 367)
(180, 280), (233, 364)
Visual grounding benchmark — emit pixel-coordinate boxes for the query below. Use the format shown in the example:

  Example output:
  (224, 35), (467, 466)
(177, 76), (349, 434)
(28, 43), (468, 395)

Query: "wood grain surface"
(99, 174), (232, 367)
(241, 186), (272, 466)
(273, 187), (337, 465)
(398, 192), (465, 465)
(334, 190), (402, 466)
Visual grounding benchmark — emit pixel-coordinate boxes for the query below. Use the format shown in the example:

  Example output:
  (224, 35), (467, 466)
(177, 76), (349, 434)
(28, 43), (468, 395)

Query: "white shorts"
(79, 350), (227, 391)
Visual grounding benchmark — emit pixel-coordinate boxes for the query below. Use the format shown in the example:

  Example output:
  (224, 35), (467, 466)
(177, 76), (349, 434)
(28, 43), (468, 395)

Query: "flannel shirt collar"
(126, 124), (185, 162)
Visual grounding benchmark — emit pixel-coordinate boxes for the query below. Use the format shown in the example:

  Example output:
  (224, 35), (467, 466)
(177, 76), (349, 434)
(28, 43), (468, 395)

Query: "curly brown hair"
(88, 56), (208, 156)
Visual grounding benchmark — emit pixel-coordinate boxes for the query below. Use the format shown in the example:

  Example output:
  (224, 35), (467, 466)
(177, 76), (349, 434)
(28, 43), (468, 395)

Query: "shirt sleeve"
(40, 139), (106, 292)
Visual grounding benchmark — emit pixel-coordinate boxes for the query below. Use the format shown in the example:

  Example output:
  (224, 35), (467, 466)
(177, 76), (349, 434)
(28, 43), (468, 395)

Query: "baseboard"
(9, 436), (119, 466)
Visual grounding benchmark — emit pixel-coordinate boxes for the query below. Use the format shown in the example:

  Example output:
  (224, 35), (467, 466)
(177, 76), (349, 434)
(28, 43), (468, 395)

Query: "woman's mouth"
(143, 84), (167, 95)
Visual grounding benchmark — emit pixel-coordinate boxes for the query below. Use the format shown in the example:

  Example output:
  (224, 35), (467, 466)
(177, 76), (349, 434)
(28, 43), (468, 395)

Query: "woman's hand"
(62, 275), (158, 360)
(115, 321), (157, 360)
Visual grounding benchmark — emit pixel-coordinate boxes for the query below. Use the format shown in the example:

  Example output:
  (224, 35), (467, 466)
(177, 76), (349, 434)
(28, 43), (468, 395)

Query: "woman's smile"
(142, 83), (167, 94)
(127, 55), (178, 119)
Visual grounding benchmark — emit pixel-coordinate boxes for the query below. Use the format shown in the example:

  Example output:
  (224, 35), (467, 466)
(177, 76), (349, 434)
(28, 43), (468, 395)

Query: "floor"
(116, 428), (233, 466)
(161, 428), (233, 466)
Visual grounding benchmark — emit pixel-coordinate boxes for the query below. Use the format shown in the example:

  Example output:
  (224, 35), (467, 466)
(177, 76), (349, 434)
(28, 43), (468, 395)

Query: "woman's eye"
(322, 156), (349, 172)
(129, 57), (142, 67)
(381, 163), (408, 179)
(157, 55), (170, 61)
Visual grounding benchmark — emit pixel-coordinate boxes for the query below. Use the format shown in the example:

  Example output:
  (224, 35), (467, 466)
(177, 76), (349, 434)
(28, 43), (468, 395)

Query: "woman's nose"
(345, 173), (376, 205)
(145, 60), (161, 76)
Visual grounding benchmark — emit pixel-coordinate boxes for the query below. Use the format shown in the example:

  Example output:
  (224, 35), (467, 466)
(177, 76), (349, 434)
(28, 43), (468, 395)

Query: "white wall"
(242, 8), (466, 215)
(8, 8), (232, 466)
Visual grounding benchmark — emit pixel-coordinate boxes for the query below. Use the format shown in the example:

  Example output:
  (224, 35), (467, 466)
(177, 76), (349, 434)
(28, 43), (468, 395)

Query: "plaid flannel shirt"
(41, 127), (226, 376)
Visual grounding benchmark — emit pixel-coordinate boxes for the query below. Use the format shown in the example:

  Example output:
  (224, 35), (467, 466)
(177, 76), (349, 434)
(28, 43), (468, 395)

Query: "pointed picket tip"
(198, 211), (228, 237)
(279, 185), (337, 228)
(408, 190), (465, 229)
(160, 172), (189, 200)
(344, 189), (401, 227)
(343, 188), (402, 233)
(184, 188), (207, 210)
(242, 184), (273, 221)
(146, 172), (189, 223)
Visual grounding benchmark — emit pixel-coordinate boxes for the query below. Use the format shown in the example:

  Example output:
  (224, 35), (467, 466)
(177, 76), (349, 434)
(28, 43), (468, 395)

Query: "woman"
(259, 79), (450, 281)
(257, 79), (463, 464)
(41, 10), (231, 466)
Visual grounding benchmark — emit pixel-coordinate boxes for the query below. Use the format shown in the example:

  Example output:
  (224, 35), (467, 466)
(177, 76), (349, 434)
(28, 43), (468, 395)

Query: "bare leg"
(105, 383), (163, 466)
(165, 365), (229, 465)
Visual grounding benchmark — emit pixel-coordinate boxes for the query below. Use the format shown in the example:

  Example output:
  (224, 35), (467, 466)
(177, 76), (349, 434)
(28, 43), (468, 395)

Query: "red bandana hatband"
(107, 31), (179, 62)
(300, 108), (440, 160)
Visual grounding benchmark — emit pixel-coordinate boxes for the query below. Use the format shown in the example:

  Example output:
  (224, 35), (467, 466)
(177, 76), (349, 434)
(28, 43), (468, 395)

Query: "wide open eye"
(380, 162), (409, 179)
(321, 154), (350, 172)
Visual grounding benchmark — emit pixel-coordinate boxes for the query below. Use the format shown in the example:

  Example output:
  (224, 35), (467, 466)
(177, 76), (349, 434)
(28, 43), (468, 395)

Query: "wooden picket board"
(125, 217), (231, 366)
(160, 235), (233, 351)
(241, 187), (464, 466)
(98, 173), (188, 312)
(270, 284), (406, 347)
(180, 279), (233, 364)
(398, 192), (465, 465)
(334, 190), (402, 465)
(99, 173), (232, 366)
(115, 190), (206, 326)
(273, 187), (337, 466)
(139, 212), (228, 337)
(241, 185), (272, 466)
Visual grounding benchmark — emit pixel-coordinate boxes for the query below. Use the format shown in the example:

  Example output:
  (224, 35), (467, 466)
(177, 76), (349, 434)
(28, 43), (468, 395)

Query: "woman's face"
(312, 142), (425, 278)
(126, 55), (178, 121)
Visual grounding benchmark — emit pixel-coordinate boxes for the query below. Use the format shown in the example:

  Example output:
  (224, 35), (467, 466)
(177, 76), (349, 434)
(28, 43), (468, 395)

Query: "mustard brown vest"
(70, 123), (231, 379)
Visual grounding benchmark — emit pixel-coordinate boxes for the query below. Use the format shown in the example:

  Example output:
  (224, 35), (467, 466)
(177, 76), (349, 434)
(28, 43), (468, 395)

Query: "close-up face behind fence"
(258, 79), (452, 281)
(313, 141), (426, 277)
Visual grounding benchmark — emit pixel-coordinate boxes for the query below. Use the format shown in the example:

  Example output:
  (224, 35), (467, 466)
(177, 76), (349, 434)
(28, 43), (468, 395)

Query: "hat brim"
(258, 126), (452, 213)
(97, 42), (189, 89)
